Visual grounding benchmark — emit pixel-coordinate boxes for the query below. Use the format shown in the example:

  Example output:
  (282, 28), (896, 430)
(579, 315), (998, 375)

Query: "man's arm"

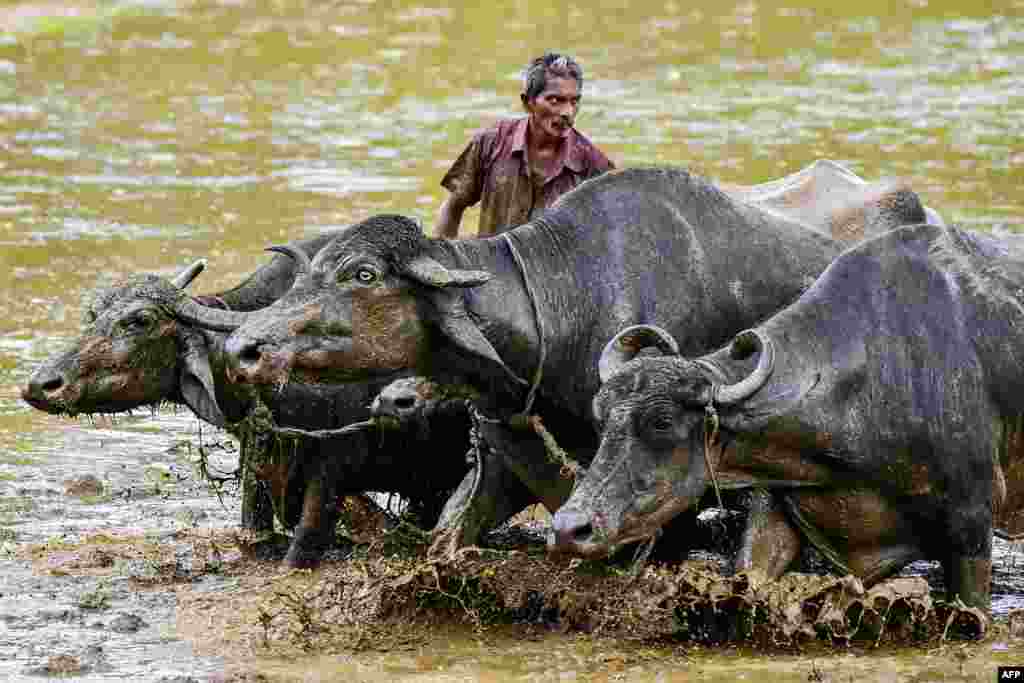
(436, 130), (489, 239)
(435, 193), (470, 239)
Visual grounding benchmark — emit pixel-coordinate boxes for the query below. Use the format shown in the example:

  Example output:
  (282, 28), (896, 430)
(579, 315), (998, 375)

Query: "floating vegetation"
(77, 581), (112, 611)
(0, 1), (163, 42)
(0, 495), (36, 523)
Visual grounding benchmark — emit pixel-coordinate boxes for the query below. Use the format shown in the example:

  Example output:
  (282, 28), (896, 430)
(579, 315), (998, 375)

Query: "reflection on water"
(1, 0), (1022, 678)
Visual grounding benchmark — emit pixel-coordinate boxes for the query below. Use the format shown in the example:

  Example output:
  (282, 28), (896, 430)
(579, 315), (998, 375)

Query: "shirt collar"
(512, 117), (584, 174)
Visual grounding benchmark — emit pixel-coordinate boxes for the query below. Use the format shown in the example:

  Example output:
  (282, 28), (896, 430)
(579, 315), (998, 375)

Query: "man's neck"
(526, 120), (568, 180)
(526, 120), (566, 157)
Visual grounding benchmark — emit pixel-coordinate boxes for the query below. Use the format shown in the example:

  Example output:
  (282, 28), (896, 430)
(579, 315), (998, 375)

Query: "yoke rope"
(528, 415), (580, 480)
(703, 403), (726, 511)
(266, 420), (377, 440)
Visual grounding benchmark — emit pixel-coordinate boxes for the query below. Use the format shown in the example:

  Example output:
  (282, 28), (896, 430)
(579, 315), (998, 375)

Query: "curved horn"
(171, 259), (207, 289)
(171, 296), (252, 332)
(712, 329), (775, 405)
(404, 255), (491, 288)
(266, 244), (312, 277)
(598, 324), (680, 384)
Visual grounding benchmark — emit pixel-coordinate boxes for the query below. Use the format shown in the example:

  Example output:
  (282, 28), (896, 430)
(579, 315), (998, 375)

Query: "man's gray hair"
(523, 53), (583, 101)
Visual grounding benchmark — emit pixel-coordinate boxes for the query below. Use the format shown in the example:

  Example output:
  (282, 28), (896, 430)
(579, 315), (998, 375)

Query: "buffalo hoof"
(284, 540), (326, 570)
(242, 533), (290, 562)
(283, 534), (354, 569)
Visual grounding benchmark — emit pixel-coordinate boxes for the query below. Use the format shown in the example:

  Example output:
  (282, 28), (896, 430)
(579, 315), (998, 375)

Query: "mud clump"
(63, 474), (104, 498)
(42, 654), (84, 675)
(109, 612), (147, 633)
(176, 519), (988, 659)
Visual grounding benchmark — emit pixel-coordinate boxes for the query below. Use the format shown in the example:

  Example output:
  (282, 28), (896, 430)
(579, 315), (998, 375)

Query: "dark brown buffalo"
(21, 249), (471, 567)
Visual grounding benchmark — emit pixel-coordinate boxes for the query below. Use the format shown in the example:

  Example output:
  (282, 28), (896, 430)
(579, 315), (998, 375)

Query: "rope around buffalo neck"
(501, 232), (546, 418)
(501, 234), (580, 480)
(426, 402), (490, 561)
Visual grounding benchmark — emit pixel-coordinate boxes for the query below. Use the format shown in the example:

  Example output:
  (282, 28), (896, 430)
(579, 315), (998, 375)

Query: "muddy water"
(1, 0), (1023, 680)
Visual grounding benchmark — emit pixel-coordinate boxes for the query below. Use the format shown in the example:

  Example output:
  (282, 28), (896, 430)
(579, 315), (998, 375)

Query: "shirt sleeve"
(440, 134), (486, 208)
(580, 139), (615, 180)
(592, 149), (615, 175)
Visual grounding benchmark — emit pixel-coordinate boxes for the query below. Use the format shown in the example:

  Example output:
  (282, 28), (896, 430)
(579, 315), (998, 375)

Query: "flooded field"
(1, 0), (1023, 680)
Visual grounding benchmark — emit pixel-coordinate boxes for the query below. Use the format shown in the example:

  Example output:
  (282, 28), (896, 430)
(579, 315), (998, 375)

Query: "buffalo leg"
(283, 461), (341, 569)
(943, 505), (993, 611)
(734, 488), (801, 579)
(845, 545), (923, 586)
(430, 420), (577, 556)
(238, 428), (282, 534)
(431, 449), (536, 557)
(944, 555), (992, 612)
(240, 466), (275, 533)
(483, 421), (576, 514)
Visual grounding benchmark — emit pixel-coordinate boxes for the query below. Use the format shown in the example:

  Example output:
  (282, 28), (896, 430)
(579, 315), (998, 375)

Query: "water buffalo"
(20, 244), (470, 567)
(550, 222), (1024, 611)
(222, 166), (875, 551)
(722, 158), (945, 239)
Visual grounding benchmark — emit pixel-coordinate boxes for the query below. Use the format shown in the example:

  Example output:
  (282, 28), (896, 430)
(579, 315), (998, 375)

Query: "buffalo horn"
(171, 259), (207, 289)
(712, 329), (775, 405)
(267, 244), (312, 277)
(404, 255), (491, 288)
(598, 324), (680, 383)
(171, 296), (252, 332)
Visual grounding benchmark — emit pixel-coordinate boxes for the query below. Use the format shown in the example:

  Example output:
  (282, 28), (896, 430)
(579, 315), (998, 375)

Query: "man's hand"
(435, 194), (468, 239)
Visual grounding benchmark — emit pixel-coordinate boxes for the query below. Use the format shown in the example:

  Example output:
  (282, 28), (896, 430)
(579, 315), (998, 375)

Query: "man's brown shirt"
(441, 118), (614, 237)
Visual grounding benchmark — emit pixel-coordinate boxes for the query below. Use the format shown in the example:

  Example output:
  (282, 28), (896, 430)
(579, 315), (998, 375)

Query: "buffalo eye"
(122, 311), (156, 332)
(354, 267), (379, 285)
(648, 415), (674, 433)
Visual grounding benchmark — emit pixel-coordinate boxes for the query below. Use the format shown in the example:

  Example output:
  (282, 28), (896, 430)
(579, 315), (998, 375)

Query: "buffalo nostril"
(225, 335), (263, 377)
(40, 377), (63, 393)
(393, 396), (416, 411)
(23, 374), (63, 400)
(238, 343), (262, 367)
(552, 511), (594, 549)
(373, 386), (420, 418)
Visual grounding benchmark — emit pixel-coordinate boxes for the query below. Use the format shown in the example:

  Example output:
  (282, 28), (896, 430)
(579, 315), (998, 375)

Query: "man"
(435, 53), (615, 238)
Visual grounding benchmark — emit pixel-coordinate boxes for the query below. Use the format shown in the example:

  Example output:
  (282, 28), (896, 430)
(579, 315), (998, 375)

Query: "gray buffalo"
(550, 222), (1024, 611)
(21, 243), (470, 567)
(222, 166), (897, 550)
(722, 158), (944, 239)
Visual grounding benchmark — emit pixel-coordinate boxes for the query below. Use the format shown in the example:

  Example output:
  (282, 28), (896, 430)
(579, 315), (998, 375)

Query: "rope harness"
(703, 403), (726, 511)
(266, 420), (377, 440)
(693, 358), (728, 512)
(501, 232), (580, 479)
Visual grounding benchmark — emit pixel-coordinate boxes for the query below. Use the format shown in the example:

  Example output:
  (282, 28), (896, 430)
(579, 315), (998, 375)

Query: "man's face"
(524, 74), (581, 140)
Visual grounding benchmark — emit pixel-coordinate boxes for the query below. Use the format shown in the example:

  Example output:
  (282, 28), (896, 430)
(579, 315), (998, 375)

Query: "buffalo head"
(549, 324), (774, 558)
(224, 215), (511, 390)
(21, 261), (250, 426)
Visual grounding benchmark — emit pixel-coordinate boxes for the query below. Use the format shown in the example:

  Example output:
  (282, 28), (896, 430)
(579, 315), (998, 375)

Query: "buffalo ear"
(599, 324), (681, 383)
(403, 255), (491, 288)
(179, 332), (227, 428)
(171, 259), (207, 289)
(426, 288), (526, 387)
